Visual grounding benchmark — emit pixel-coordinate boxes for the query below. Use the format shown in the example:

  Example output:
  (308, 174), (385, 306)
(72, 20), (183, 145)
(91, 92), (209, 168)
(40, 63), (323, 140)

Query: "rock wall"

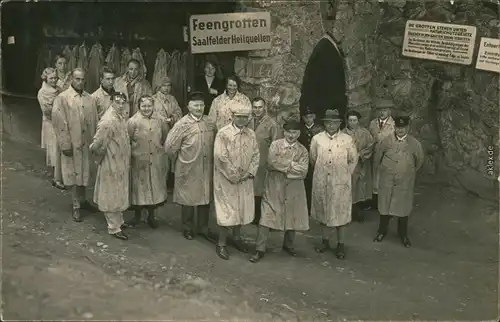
(233, 0), (499, 200)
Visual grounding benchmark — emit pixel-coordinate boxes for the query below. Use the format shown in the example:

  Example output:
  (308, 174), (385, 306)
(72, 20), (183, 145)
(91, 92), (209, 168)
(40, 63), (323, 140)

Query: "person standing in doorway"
(90, 92), (131, 240)
(368, 99), (395, 210)
(114, 58), (152, 118)
(251, 97), (283, 225)
(192, 60), (225, 115)
(213, 102), (260, 260)
(249, 119), (309, 263)
(52, 68), (99, 222)
(126, 96), (170, 229)
(37, 67), (65, 190)
(164, 92), (217, 242)
(298, 106), (324, 214)
(310, 109), (358, 259)
(344, 110), (374, 222)
(373, 115), (424, 248)
(208, 75), (252, 131)
(91, 66), (116, 119)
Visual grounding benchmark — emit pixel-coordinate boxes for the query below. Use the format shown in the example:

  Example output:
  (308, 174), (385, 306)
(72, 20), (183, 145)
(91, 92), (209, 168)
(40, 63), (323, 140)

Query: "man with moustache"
(249, 119), (309, 263)
(251, 97), (283, 225)
(91, 66), (116, 119)
(213, 102), (260, 260)
(164, 92), (217, 242)
(114, 58), (152, 118)
(373, 114), (424, 248)
(52, 68), (99, 222)
(90, 92), (131, 240)
(310, 109), (358, 260)
(368, 99), (395, 209)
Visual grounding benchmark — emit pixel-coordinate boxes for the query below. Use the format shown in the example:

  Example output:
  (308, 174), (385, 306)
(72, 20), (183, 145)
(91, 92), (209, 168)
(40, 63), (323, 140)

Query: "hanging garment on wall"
(34, 44), (51, 90)
(105, 44), (121, 74)
(179, 51), (188, 108)
(166, 50), (181, 108)
(152, 49), (169, 92)
(120, 48), (132, 76)
(131, 47), (147, 79)
(77, 43), (88, 70)
(68, 45), (79, 72)
(62, 45), (72, 64)
(86, 43), (104, 93)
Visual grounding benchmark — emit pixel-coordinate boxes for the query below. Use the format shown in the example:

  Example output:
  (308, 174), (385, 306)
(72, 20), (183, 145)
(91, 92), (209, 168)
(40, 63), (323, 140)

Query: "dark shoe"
(80, 201), (98, 213)
(335, 243), (346, 260)
(113, 231), (128, 240)
(183, 230), (194, 240)
(315, 239), (330, 253)
(52, 180), (65, 190)
(216, 246), (229, 260)
(147, 211), (159, 229)
(249, 251), (265, 263)
(72, 208), (82, 222)
(283, 246), (297, 257)
(373, 233), (386, 242)
(401, 236), (412, 248)
(230, 239), (249, 253)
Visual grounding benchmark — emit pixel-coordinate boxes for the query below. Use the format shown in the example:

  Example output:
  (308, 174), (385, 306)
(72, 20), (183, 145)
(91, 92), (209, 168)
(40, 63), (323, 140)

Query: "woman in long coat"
(153, 77), (183, 125)
(213, 103), (260, 260)
(126, 96), (170, 229)
(310, 109), (358, 259)
(344, 110), (374, 222)
(90, 92), (131, 240)
(37, 67), (65, 190)
(250, 120), (309, 263)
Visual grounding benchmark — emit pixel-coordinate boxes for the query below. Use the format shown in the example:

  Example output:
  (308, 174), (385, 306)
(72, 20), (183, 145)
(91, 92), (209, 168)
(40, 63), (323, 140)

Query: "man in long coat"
(251, 97), (283, 225)
(114, 58), (153, 118)
(165, 92), (217, 241)
(298, 106), (324, 214)
(249, 119), (309, 263)
(373, 115), (424, 248)
(90, 92), (131, 240)
(368, 99), (395, 209)
(344, 110), (374, 222)
(213, 102), (260, 260)
(91, 66), (115, 119)
(52, 68), (98, 222)
(300, 32), (347, 120)
(310, 109), (358, 259)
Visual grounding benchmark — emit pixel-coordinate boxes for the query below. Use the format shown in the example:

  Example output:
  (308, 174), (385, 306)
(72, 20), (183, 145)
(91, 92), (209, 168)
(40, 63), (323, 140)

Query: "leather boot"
(126, 209), (142, 227)
(72, 208), (82, 222)
(147, 208), (159, 229)
(335, 243), (346, 260)
(249, 251), (265, 263)
(315, 239), (330, 253)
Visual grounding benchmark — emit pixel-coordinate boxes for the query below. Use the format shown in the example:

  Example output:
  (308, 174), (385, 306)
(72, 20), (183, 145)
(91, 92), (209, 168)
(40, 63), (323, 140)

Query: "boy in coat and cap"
(373, 114), (424, 248)
(311, 109), (358, 259)
(368, 99), (396, 209)
(249, 119), (310, 263)
(298, 106), (324, 214)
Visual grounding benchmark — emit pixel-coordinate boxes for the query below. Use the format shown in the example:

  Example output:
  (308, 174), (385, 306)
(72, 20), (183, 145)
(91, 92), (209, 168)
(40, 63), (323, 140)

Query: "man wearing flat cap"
(164, 91), (217, 242)
(368, 99), (396, 209)
(344, 110), (375, 222)
(213, 102), (260, 260)
(310, 109), (358, 259)
(90, 92), (131, 240)
(298, 106), (324, 214)
(373, 114), (424, 248)
(52, 68), (99, 222)
(249, 119), (309, 263)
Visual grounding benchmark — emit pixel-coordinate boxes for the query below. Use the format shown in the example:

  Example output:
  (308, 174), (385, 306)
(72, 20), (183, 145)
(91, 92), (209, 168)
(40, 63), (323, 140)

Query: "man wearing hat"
(251, 96), (284, 225)
(310, 109), (358, 259)
(213, 102), (260, 260)
(368, 99), (396, 209)
(164, 91), (217, 242)
(249, 119), (309, 263)
(298, 106), (324, 214)
(373, 114), (424, 248)
(344, 110), (374, 222)
(52, 68), (99, 222)
(90, 92), (131, 240)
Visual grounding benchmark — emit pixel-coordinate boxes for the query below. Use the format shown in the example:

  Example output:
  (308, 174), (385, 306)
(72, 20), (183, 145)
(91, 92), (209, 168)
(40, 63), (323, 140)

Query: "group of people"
(37, 55), (425, 262)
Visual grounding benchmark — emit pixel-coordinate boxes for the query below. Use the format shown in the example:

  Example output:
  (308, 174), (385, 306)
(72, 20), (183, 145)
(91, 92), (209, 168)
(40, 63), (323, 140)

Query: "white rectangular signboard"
(476, 37), (500, 73)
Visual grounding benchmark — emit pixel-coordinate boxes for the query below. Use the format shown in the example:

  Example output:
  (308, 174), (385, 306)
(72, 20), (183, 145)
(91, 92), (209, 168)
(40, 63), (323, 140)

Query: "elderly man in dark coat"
(300, 32), (347, 120)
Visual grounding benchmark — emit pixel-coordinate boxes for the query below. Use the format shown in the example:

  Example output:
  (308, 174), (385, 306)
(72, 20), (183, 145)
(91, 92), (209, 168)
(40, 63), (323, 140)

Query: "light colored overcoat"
(368, 116), (395, 194)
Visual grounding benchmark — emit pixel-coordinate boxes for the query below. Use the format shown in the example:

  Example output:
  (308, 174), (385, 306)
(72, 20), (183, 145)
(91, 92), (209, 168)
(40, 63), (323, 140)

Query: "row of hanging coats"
(34, 43), (188, 106)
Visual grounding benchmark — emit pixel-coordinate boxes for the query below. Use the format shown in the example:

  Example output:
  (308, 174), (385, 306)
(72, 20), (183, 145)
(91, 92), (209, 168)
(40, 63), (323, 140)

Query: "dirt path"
(1, 137), (498, 321)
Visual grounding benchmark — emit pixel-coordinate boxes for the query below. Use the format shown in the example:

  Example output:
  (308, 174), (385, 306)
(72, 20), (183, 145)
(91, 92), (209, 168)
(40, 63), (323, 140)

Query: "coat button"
(328, 149), (331, 152)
